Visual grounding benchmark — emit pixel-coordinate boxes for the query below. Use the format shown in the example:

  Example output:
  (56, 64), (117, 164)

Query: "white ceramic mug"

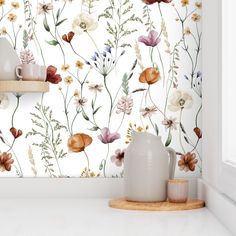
(38, 66), (47, 81)
(16, 64), (40, 81)
(168, 179), (189, 203)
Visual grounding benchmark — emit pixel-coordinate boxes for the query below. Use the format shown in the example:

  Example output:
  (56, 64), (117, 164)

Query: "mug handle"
(15, 66), (23, 80)
(166, 147), (176, 179)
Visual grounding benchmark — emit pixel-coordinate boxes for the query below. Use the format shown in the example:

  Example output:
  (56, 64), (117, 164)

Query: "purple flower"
(111, 149), (125, 167)
(98, 127), (120, 144)
(138, 30), (161, 47)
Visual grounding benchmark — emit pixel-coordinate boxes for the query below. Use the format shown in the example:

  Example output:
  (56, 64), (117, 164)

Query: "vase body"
(124, 132), (176, 202)
(0, 38), (20, 81)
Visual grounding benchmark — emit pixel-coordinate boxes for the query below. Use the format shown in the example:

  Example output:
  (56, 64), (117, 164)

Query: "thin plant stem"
(179, 108), (185, 153)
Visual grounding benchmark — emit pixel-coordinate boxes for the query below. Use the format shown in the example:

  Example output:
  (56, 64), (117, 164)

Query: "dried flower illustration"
(20, 49), (35, 64)
(111, 149), (125, 167)
(138, 30), (161, 47)
(72, 12), (98, 35)
(178, 152), (198, 172)
(0, 152), (14, 172)
(98, 127), (120, 144)
(38, 2), (53, 15)
(116, 96), (133, 115)
(68, 133), (93, 153)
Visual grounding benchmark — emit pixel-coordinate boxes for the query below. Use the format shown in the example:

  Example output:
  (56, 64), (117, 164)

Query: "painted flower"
(74, 97), (88, 109)
(111, 149), (125, 167)
(140, 106), (157, 117)
(61, 64), (70, 72)
(0, 0), (5, 6)
(181, 0), (189, 7)
(68, 133), (92, 153)
(88, 84), (103, 93)
(10, 127), (22, 139)
(7, 13), (17, 22)
(116, 96), (133, 115)
(75, 60), (84, 69)
(142, 0), (172, 4)
(195, 2), (202, 9)
(191, 13), (201, 22)
(0, 152), (14, 172)
(194, 127), (202, 139)
(74, 89), (80, 97)
(162, 117), (178, 130)
(126, 123), (149, 144)
(184, 27), (191, 35)
(38, 2), (53, 15)
(138, 30), (161, 47)
(0, 94), (9, 109)
(72, 12), (98, 35)
(64, 76), (73, 85)
(20, 49), (35, 64)
(11, 2), (19, 9)
(98, 127), (120, 144)
(178, 152), (198, 172)
(0, 27), (7, 36)
(139, 67), (161, 85)
(168, 90), (193, 112)
(46, 65), (62, 84)
(62, 31), (75, 43)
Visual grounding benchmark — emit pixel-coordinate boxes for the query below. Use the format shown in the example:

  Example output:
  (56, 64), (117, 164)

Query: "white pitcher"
(0, 37), (20, 81)
(124, 132), (176, 202)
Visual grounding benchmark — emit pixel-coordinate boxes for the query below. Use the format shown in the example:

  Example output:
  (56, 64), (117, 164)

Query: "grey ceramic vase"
(0, 37), (20, 81)
(124, 132), (176, 202)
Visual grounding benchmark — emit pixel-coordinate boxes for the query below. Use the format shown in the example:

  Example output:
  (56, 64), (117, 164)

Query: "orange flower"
(193, 127), (202, 139)
(10, 127), (22, 139)
(62, 31), (75, 43)
(68, 133), (92, 153)
(0, 152), (14, 172)
(139, 67), (160, 85)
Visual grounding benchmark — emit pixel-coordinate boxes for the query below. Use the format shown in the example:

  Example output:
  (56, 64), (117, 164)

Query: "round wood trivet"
(109, 198), (205, 211)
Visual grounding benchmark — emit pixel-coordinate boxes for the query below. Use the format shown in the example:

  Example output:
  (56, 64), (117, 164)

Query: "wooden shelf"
(109, 198), (205, 211)
(0, 81), (49, 93)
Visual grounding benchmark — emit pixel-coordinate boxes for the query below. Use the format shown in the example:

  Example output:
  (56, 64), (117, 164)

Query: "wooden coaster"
(109, 198), (205, 211)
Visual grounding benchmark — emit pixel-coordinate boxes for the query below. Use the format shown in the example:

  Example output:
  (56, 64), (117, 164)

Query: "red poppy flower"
(142, 0), (172, 4)
(46, 65), (62, 84)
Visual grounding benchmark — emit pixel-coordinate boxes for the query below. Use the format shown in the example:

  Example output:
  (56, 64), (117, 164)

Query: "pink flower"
(111, 149), (125, 167)
(138, 30), (161, 47)
(142, 0), (172, 4)
(20, 49), (35, 64)
(116, 96), (133, 115)
(98, 127), (120, 144)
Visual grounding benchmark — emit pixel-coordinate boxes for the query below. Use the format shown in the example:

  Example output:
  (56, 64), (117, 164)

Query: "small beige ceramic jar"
(168, 179), (189, 203)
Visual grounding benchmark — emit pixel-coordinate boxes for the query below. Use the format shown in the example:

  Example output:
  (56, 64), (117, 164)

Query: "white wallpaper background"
(0, 0), (202, 177)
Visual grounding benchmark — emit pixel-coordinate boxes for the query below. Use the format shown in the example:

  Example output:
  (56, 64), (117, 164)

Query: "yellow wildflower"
(184, 27), (191, 35)
(191, 13), (201, 22)
(61, 64), (70, 72)
(75, 60), (84, 69)
(11, 2), (19, 9)
(64, 76), (73, 85)
(0, 0), (5, 6)
(7, 13), (17, 22)
(195, 2), (202, 9)
(0, 27), (7, 36)
(74, 89), (80, 97)
(181, 0), (189, 7)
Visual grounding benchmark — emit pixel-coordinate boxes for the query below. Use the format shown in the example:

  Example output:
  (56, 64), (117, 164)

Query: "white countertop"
(0, 198), (232, 236)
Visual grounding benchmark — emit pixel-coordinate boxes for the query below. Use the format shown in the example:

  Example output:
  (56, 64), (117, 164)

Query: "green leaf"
(56, 18), (67, 26)
(184, 136), (189, 144)
(180, 122), (186, 134)
(122, 73), (129, 95)
(46, 40), (59, 46)
(165, 131), (172, 147)
(43, 17), (50, 32)
(88, 126), (99, 131)
(93, 106), (101, 115)
(154, 124), (159, 136)
(56, 9), (60, 21)
(82, 110), (89, 121)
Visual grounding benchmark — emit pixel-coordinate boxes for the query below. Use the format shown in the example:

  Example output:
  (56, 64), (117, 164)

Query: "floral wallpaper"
(0, 0), (202, 177)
